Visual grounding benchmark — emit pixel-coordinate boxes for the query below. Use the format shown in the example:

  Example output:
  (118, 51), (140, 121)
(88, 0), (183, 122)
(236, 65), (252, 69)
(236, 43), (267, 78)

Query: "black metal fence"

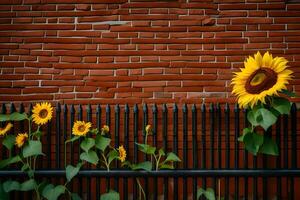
(0, 103), (300, 200)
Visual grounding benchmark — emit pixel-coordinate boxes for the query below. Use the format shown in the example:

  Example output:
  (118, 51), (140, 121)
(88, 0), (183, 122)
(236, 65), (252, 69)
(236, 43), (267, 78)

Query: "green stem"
(136, 178), (146, 200)
(100, 152), (110, 171)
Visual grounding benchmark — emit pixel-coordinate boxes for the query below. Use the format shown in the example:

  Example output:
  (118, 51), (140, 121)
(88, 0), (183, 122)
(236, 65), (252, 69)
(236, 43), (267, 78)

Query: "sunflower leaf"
(65, 136), (80, 144)
(95, 135), (111, 152)
(66, 163), (82, 182)
(42, 184), (65, 200)
(9, 112), (28, 121)
(280, 89), (298, 97)
(80, 151), (99, 165)
(0, 114), (10, 122)
(22, 140), (44, 158)
(243, 131), (264, 155)
(108, 149), (119, 165)
(247, 110), (259, 127)
(272, 97), (291, 115)
(3, 135), (16, 150)
(0, 155), (21, 169)
(259, 135), (279, 156)
(100, 190), (120, 200)
(80, 138), (95, 152)
(256, 108), (277, 131)
(131, 161), (152, 171)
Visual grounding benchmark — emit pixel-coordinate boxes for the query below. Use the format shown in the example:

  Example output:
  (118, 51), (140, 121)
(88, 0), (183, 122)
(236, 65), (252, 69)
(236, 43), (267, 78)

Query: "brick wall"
(0, 0), (300, 104)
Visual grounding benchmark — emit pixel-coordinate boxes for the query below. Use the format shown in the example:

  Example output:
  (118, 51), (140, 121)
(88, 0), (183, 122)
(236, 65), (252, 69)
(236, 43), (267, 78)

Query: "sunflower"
(101, 125), (109, 134)
(32, 102), (53, 125)
(118, 145), (127, 162)
(145, 124), (152, 134)
(72, 121), (92, 136)
(0, 122), (13, 136)
(15, 133), (28, 148)
(232, 51), (293, 108)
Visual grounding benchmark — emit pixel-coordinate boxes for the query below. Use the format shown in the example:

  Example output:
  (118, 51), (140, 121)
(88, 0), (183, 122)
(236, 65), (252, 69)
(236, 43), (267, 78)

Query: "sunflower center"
(78, 125), (86, 132)
(245, 68), (277, 94)
(39, 109), (48, 119)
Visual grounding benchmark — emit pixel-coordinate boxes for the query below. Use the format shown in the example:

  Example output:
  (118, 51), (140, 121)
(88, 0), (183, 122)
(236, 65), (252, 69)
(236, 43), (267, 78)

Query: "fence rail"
(0, 103), (299, 200)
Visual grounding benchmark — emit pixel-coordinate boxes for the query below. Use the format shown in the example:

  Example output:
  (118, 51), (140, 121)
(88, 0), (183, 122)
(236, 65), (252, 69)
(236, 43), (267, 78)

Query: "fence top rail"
(1, 169), (300, 177)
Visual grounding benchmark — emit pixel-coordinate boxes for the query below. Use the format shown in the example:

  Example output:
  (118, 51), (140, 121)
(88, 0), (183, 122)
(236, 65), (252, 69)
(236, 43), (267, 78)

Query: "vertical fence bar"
(162, 104), (168, 200)
(263, 127), (270, 200)
(63, 105), (68, 168)
(46, 103), (52, 169)
(209, 103), (216, 191)
(234, 104), (239, 200)
(9, 104), (16, 199)
(56, 103), (61, 169)
(276, 115), (282, 200)
(283, 114), (288, 198)
(69, 105), (75, 191)
(114, 104), (120, 192)
(124, 104), (129, 200)
(182, 104), (188, 198)
(77, 105), (83, 196)
(243, 108), (248, 200)
(152, 104), (158, 200)
(105, 104), (111, 192)
(173, 104), (178, 200)
(86, 105), (92, 200)
(96, 105), (101, 198)
(142, 104), (149, 198)
(201, 103), (206, 192)
(133, 104), (138, 199)
(216, 104), (221, 170)
(192, 104), (198, 200)
(290, 103), (297, 200)
(1, 104), (7, 160)
(224, 103), (230, 200)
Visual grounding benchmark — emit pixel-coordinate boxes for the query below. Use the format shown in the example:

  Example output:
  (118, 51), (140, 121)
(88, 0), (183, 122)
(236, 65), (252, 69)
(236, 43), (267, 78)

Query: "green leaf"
(71, 193), (82, 200)
(159, 163), (174, 169)
(66, 163), (82, 182)
(238, 128), (252, 142)
(197, 188), (216, 200)
(256, 108), (277, 131)
(272, 97), (291, 115)
(0, 155), (21, 169)
(259, 135), (279, 156)
(280, 89), (298, 97)
(0, 114), (10, 122)
(32, 130), (43, 138)
(136, 143), (156, 155)
(80, 138), (95, 152)
(3, 180), (20, 192)
(165, 152), (181, 162)
(80, 151), (99, 165)
(42, 184), (65, 200)
(100, 190), (120, 200)
(65, 136), (80, 144)
(3, 135), (16, 150)
(0, 182), (9, 200)
(22, 140), (44, 158)
(247, 110), (259, 127)
(9, 112), (28, 121)
(243, 131), (264, 155)
(159, 148), (165, 157)
(95, 135), (111, 152)
(108, 149), (119, 165)
(204, 188), (216, 200)
(131, 161), (152, 171)
(20, 179), (37, 191)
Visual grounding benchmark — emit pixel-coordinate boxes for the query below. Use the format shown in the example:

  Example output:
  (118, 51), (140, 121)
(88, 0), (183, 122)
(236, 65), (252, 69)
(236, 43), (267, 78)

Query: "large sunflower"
(232, 52), (293, 108)
(0, 122), (13, 136)
(72, 121), (92, 136)
(32, 102), (53, 125)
